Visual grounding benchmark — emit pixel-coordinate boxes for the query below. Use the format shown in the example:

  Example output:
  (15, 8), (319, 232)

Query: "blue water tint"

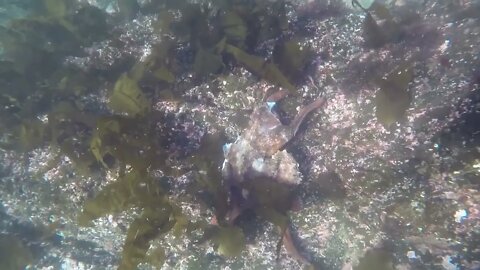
(0, 1), (29, 26)
(222, 143), (232, 155)
(267, 101), (276, 111)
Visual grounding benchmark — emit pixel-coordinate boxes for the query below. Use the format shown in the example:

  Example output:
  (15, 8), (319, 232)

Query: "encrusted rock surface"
(1, 0), (480, 269)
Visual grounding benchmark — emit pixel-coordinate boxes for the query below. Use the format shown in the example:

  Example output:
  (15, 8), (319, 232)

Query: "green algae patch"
(79, 167), (178, 268)
(90, 119), (121, 168)
(187, 132), (229, 223)
(18, 119), (49, 151)
(212, 226), (246, 257)
(221, 11), (248, 46)
(273, 40), (314, 85)
(353, 0), (403, 48)
(225, 44), (296, 92)
(375, 65), (413, 127)
(119, 205), (174, 270)
(244, 177), (296, 214)
(354, 249), (395, 270)
(193, 48), (225, 78)
(0, 0), (353, 268)
(153, 66), (176, 84)
(108, 74), (151, 117)
(42, 0), (73, 18)
(77, 169), (147, 226)
(0, 234), (34, 270)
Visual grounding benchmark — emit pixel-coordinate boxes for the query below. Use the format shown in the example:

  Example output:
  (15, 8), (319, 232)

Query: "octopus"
(221, 89), (326, 265)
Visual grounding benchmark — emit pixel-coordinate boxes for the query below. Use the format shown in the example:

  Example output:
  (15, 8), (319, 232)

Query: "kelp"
(119, 206), (174, 270)
(79, 166), (179, 268)
(0, 62), (33, 126)
(375, 65), (413, 127)
(273, 40), (314, 85)
(229, 0), (289, 48)
(211, 226), (246, 257)
(129, 41), (179, 97)
(0, 234), (34, 270)
(225, 44), (296, 91)
(41, 0), (74, 18)
(90, 119), (121, 168)
(0, 0), (108, 133)
(0, 22), (64, 75)
(353, 0), (403, 48)
(243, 176), (294, 258)
(0, 0), (339, 268)
(4, 0), (108, 58)
(50, 66), (101, 96)
(169, 2), (217, 48)
(68, 5), (109, 45)
(78, 169), (149, 225)
(193, 48), (225, 78)
(3, 100), (96, 159)
(152, 66), (176, 84)
(151, 0), (300, 90)
(78, 166), (178, 269)
(187, 132), (229, 222)
(243, 177), (296, 214)
(221, 10), (248, 46)
(108, 74), (151, 116)
(36, 0), (108, 44)
(18, 119), (49, 152)
(89, 114), (172, 172)
(354, 249), (395, 270)
(47, 102), (98, 175)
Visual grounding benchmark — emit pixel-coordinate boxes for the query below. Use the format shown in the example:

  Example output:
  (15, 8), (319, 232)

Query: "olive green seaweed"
(193, 48), (225, 77)
(42, 0), (72, 18)
(153, 66), (176, 83)
(0, 0), (348, 269)
(225, 44), (296, 91)
(221, 11), (248, 45)
(187, 132), (229, 222)
(353, 0), (402, 48)
(375, 65), (413, 127)
(354, 249), (395, 270)
(212, 226), (246, 257)
(273, 40), (314, 85)
(18, 119), (48, 151)
(108, 74), (151, 116)
(119, 205), (174, 270)
(0, 234), (34, 270)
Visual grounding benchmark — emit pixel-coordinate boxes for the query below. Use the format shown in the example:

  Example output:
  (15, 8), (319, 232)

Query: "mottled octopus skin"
(221, 93), (325, 264)
(222, 95), (326, 197)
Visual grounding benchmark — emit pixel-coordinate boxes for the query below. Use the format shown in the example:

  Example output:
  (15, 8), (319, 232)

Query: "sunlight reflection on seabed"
(0, 0), (479, 269)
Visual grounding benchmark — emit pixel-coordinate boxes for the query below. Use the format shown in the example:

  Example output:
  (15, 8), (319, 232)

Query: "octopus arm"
(290, 97), (326, 136)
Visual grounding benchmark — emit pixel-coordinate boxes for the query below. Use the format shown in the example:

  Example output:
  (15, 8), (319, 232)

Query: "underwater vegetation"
(1, 0), (479, 269)
(0, 234), (34, 269)
(0, 0), (327, 268)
